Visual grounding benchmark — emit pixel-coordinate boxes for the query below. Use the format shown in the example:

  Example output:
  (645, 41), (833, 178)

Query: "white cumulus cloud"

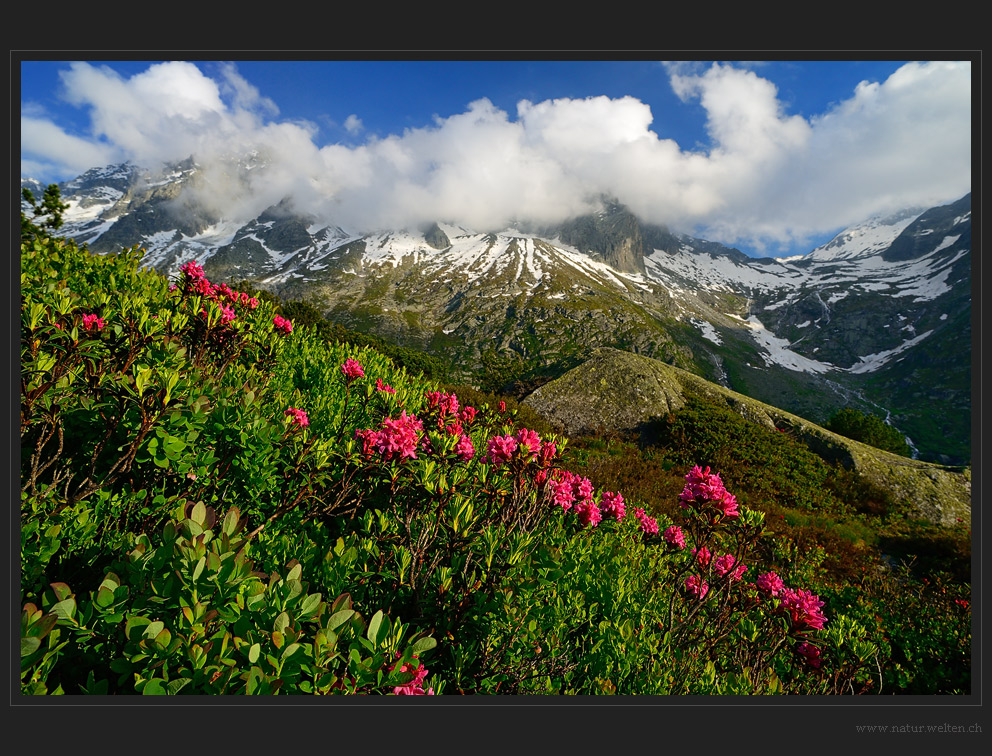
(20, 60), (971, 255)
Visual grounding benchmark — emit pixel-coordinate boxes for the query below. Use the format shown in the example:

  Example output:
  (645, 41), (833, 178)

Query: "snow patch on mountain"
(806, 210), (922, 261)
(846, 330), (936, 374)
(689, 318), (722, 345)
(643, 248), (803, 293)
(744, 315), (834, 374)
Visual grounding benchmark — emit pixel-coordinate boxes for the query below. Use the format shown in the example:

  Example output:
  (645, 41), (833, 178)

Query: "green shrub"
(21, 501), (439, 695)
(824, 408), (912, 457)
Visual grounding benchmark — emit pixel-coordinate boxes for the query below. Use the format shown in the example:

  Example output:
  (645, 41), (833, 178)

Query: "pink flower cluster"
(178, 261), (259, 318)
(713, 553), (748, 582)
(684, 574), (709, 600)
(376, 378), (395, 394)
(341, 358), (365, 380)
(356, 411), (424, 462)
(663, 525), (686, 549)
(539, 440), (557, 466)
(755, 571), (785, 597)
(599, 491), (626, 522)
(81, 313), (105, 332)
(454, 434), (475, 462)
(484, 427), (545, 468)
(549, 470), (593, 513)
(389, 656), (434, 696)
(272, 315), (293, 335)
(692, 545), (712, 567)
(486, 434), (518, 466)
(632, 507), (659, 536)
(778, 587), (828, 631)
(179, 260), (206, 280)
(547, 472), (627, 529)
(425, 390), (460, 418)
(515, 428), (542, 460)
(678, 465), (740, 522)
(422, 393), (477, 456)
(795, 642), (823, 669)
(284, 407), (310, 428)
(575, 498), (602, 528)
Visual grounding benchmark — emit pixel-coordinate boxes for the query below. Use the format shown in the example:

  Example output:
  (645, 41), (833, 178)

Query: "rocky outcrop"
(523, 347), (688, 436)
(553, 200), (646, 275)
(423, 223), (451, 250)
(523, 348), (971, 527)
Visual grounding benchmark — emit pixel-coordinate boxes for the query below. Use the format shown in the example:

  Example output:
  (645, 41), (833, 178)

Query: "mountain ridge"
(22, 161), (971, 464)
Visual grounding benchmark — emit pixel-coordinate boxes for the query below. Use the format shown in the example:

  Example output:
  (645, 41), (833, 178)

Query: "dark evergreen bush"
(824, 408), (912, 457)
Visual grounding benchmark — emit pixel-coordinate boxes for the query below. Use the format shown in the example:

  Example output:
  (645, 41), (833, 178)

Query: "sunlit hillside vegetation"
(19, 188), (970, 695)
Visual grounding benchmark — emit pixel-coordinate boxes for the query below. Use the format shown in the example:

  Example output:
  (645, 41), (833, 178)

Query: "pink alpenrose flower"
(341, 358), (365, 380)
(284, 407), (310, 427)
(663, 525), (686, 549)
(81, 313), (105, 332)
(273, 315), (293, 334)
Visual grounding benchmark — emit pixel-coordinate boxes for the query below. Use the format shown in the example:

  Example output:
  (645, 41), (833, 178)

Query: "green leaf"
(95, 586), (115, 608)
(222, 507), (241, 537)
(248, 643), (261, 664)
(49, 582), (73, 602)
(286, 561), (303, 582)
(299, 593), (322, 618)
(246, 666), (264, 695)
(50, 598), (76, 621)
(28, 613), (58, 639)
(327, 609), (354, 632)
(126, 616), (152, 640)
(21, 637), (42, 657)
(366, 610), (388, 647)
(153, 628), (172, 649)
(135, 368), (153, 396)
(142, 678), (167, 695)
(408, 637), (437, 656)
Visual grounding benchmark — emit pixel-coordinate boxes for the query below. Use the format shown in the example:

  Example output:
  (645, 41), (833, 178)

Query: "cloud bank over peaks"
(21, 60), (971, 255)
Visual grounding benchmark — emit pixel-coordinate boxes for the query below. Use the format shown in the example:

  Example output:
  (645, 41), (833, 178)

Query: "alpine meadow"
(19, 59), (973, 699)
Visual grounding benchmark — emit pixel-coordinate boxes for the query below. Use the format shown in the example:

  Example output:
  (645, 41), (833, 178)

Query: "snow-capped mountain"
(22, 161), (971, 464)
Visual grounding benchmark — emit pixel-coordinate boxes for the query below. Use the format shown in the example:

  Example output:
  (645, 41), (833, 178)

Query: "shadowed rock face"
(523, 348), (970, 527)
(552, 201), (647, 275)
(423, 223), (451, 250)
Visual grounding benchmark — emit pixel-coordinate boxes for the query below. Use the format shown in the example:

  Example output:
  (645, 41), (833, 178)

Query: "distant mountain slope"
(523, 348), (970, 527)
(24, 161), (971, 464)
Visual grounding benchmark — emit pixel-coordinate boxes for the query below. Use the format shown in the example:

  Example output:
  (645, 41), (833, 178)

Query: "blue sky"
(19, 59), (973, 257)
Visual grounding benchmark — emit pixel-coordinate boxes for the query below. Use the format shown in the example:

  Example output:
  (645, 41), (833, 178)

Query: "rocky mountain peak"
(551, 199), (646, 275)
(422, 222), (451, 250)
